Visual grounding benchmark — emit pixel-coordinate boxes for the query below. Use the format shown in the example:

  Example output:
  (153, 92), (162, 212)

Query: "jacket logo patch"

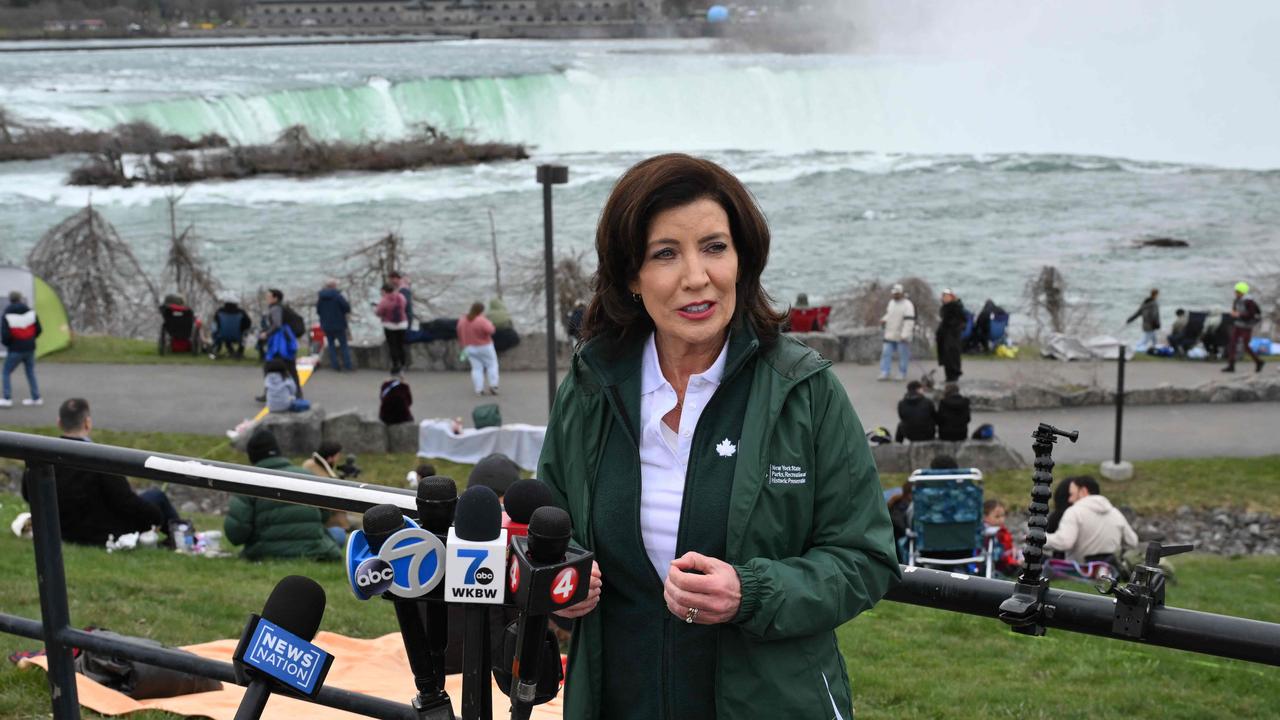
(768, 464), (807, 485)
(716, 438), (737, 458)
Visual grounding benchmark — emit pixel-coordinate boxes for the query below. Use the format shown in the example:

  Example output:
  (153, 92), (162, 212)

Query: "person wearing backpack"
(209, 297), (251, 360)
(315, 279), (354, 372)
(257, 288), (302, 400)
(375, 282), (409, 374)
(1224, 281), (1266, 373)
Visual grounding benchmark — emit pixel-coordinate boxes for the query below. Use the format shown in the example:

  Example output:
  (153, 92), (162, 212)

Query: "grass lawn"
(42, 336), (262, 368)
(0, 489), (1275, 719)
(882, 455), (1280, 515)
(0, 430), (1276, 718)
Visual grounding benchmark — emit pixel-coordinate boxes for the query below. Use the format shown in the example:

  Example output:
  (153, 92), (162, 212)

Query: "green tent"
(0, 265), (71, 358)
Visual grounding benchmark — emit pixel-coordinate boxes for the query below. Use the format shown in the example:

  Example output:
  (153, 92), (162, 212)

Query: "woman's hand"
(552, 561), (602, 619)
(664, 552), (741, 625)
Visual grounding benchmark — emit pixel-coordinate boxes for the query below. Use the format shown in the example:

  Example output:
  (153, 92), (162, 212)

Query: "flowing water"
(1, 1), (1277, 335)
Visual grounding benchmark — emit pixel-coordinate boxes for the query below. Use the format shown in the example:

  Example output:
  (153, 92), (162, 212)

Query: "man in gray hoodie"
(1045, 475), (1138, 564)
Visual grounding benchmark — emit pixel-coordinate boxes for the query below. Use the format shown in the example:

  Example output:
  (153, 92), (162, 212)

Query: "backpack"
(281, 305), (306, 337)
(972, 423), (995, 440)
(472, 403), (502, 429)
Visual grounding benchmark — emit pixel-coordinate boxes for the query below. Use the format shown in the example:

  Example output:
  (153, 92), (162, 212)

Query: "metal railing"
(1, 429), (1277, 720)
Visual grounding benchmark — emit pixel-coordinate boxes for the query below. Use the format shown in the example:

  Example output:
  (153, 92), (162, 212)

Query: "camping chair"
(905, 467), (995, 578)
(158, 303), (200, 356)
(1171, 311), (1206, 355)
(787, 306), (831, 332)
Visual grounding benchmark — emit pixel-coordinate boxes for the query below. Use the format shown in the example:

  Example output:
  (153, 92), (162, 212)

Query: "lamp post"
(537, 164), (569, 415)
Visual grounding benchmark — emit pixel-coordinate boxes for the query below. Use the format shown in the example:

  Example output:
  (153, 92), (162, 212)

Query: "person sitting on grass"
(1044, 475), (1138, 568)
(405, 462), (437, 489)
(379, 371), (413, 424)
(224, 429), (343, 561)
(983, 499), (1021, 576)
(303, 439), (350, 540)
(264, 358), (309, 413)
(22, 398), (179, 546)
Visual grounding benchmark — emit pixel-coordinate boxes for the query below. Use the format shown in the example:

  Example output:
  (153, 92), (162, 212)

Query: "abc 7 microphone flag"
(346, 516), (447, 600)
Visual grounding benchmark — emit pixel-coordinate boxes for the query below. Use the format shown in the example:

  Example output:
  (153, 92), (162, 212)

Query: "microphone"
(417, 475), (458, 536)
(231, 576), (332, 720)
(445, 485), (508, 604)
(355, 504), (454, 720)
(501, 479), (556, 538)
(507, 508), (570, 718)
(447, 485), (508, 720)
(416, 476), (458, 706)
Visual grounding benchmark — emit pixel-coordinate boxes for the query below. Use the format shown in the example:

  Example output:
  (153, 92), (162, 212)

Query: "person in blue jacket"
(316, 279), (354, 371)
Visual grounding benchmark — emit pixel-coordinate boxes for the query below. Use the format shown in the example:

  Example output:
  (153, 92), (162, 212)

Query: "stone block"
(495, 332), (573, 371)
(907, 440), (964, 471)
(1011, 384), (1064, 410)
(322, 410), (387, 455)
(963, 381), (1015, 412)
(1208, 384), (1260, 403)
(956, 440), (1027, 471)
(1060, 387), (1113, 407)
(351, 343), (387, 370)
(838, 329), (882, 364)
(790, 332), (841, 362)
(387, 421), (420, 454)
(870, 443), (911, 474)
(256, 407), (326, 458)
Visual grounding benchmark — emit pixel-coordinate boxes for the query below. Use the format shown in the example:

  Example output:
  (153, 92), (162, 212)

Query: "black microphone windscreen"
(362, 503), (404, 552)
(260, 575), (326, 641)
(503, 479), (555, 525)
(417, 475), (458, 503)
(527, 506), (572, 563)
(454, 485), (502, 541)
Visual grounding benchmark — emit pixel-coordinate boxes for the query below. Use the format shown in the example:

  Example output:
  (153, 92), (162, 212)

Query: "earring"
(632, 293), (642, 303)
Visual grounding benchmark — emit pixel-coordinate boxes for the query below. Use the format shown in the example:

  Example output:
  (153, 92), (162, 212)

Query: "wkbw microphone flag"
(232, 616), (333, 699)
(347, 516), (447, 600)
(444, 526), (508, 604)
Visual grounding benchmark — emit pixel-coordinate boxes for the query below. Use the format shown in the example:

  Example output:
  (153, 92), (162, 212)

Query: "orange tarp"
(21, 631), (562, 719)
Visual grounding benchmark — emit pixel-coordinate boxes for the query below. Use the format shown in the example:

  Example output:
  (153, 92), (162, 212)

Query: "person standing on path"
(375, 282), (409, 374)
(0, 291), (42, 407)
(457, 301), (499, 395)
(936, 288), (966, 383)
(316, 279), (354, 372)
(258, 288), (302, 399)
(1126, 288), (1161, 353)
(879, 282), (916, 381)
(389, 270), (414, 327)
(1223, 281), (1265, 373)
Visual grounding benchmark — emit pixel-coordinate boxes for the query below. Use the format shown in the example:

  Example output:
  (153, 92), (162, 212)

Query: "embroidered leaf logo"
(716, 438), (737, 458)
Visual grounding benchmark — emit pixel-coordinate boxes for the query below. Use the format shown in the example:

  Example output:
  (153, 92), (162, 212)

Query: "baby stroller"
(905, 467), (996, 578)
(159, 301), (201, 356)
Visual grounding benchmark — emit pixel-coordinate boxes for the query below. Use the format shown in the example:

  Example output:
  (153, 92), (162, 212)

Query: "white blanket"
(418, 419), (547, 471)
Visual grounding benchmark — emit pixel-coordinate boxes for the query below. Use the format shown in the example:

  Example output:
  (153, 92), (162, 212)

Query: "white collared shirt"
(638, 332), (728, 582)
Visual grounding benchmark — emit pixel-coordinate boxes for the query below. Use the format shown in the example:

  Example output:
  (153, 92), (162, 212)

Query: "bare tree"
(28, 200), (159, 338)
(332, 230), (457, 338)
(162, 190), (221, 320)
(826, 276), (939, 337)
(511, 247), (594, 333)
(488, 208), (503, 300)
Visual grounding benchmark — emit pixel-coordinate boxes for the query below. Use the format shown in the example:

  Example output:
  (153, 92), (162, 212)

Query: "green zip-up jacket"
(538, 329), (901, 720)
(224, 457), (344, 562)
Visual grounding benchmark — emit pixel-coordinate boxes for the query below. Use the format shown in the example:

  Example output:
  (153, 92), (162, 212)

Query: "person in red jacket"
(1, 291), (42, 407)
(983, 499), (1021, 576)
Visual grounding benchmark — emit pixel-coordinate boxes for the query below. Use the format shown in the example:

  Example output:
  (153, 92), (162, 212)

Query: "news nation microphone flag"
(346, 515), (447, 600)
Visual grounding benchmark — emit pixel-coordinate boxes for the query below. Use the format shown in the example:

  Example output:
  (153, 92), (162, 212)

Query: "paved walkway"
(0, 357), (1275, 463)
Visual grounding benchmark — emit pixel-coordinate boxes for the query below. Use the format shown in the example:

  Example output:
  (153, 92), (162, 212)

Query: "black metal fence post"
(1114, 345), (1126, 464)
(26, 461), (80, 720)
(537, 164), (568, 416)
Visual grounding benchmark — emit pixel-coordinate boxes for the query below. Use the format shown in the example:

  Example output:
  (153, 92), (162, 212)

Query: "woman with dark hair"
(537, 154), (900, 720)
(457, 300), (499, 395)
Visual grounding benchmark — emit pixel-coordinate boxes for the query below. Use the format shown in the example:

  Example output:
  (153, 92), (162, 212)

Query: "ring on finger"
(684, 606), (700, 624)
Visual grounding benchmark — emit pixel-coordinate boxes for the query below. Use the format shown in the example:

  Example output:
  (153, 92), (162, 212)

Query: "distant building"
(247, 0), (662, 29)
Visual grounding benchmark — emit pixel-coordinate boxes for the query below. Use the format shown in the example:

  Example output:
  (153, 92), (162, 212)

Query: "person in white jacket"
(879, 283), (917, 381)
(1045, 476), (1139, 565)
